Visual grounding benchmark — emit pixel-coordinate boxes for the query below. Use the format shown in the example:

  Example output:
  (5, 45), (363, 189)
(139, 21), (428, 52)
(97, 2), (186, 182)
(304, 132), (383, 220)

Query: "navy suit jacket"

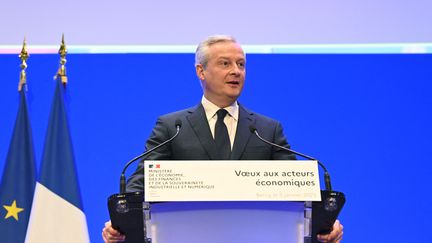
(127, 104), (295, 192)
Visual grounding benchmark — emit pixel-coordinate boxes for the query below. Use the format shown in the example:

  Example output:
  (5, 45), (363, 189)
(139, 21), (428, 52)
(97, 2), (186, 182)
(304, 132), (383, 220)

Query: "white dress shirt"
(201, 96), (239, 150)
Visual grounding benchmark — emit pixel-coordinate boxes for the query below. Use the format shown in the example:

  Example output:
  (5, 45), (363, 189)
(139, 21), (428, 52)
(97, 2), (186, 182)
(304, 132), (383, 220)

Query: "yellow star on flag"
(3, 200), (24, 221)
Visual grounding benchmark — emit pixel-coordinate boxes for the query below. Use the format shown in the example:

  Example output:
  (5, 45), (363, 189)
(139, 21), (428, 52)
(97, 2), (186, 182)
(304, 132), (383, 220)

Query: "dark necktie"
(215, 109), (231, 160)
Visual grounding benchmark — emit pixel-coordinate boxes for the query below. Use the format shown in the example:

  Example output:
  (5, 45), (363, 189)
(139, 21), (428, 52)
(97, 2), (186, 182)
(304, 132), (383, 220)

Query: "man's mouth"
(226, 81), (240, 85)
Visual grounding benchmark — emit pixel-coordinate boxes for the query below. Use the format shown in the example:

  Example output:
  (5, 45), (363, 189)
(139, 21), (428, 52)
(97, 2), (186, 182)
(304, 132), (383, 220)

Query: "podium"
(109, 160), (344, 243)
(109, 193), (312, 243)
(149, 201), (308, 243)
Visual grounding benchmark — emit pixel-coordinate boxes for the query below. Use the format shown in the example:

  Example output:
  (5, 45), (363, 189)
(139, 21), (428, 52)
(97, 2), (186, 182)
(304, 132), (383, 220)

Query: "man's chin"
(226, 94), (241, 102)
(229, 91), (242, 98)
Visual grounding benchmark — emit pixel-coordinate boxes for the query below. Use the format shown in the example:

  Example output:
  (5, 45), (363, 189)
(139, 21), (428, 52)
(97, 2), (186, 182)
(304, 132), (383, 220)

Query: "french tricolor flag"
(25, 80), (89, 243)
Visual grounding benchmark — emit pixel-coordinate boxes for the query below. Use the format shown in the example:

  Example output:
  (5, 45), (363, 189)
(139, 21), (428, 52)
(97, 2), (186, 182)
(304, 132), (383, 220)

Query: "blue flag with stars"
(0, 89), (37, 243)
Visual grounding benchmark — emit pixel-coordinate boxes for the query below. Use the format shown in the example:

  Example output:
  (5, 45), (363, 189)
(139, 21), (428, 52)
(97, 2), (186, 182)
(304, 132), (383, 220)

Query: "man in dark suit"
(126, 104), (296, 191)
(103, 35), (343, 243)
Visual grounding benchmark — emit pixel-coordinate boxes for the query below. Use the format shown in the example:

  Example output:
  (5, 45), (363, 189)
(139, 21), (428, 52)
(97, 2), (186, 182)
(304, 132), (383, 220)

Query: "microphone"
(248, 124), (332, 191)
(119, 119), (182, 193)
(249, 124), (346, 238)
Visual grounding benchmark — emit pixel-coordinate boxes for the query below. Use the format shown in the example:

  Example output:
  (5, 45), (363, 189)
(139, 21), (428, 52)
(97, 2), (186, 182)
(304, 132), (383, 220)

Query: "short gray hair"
(195, 35), (238, 68)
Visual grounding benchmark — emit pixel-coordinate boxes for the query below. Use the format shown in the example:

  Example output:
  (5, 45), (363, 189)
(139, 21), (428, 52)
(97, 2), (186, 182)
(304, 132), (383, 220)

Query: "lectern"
(109, 160), (344, 243)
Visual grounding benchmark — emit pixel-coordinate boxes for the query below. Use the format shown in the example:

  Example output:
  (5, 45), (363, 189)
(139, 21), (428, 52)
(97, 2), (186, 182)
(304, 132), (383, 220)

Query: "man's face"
(196, 41), (246, 107)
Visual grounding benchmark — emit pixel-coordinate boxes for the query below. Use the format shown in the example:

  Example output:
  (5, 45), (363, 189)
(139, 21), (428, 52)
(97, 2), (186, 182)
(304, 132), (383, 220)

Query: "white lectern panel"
(147, 201), (305, 243)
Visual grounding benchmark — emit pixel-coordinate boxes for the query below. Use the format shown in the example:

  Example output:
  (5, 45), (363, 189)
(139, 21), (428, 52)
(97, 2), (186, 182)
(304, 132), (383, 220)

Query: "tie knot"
(216, 109), (228, 121)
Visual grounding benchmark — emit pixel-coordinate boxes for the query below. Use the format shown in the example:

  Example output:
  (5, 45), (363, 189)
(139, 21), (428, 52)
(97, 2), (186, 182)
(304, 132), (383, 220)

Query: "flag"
(0, 89), (37, 243)
(25, 80), (89, 243)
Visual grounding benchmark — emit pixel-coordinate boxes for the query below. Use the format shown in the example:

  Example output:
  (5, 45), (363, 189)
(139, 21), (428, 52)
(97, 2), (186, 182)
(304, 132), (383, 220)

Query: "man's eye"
(238, 62), (245, 68)
(222, 61), (229, 66)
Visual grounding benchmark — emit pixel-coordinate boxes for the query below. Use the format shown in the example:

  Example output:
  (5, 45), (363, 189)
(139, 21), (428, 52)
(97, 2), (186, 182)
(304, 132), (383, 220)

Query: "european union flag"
(25, 79), (89, 242)
(0, 89), (37, 243)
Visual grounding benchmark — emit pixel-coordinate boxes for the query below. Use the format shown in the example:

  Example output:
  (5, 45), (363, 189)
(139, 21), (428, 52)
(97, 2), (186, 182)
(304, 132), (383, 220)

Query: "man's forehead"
(208, 43), (245, 59)
(216, 55), (246, 61)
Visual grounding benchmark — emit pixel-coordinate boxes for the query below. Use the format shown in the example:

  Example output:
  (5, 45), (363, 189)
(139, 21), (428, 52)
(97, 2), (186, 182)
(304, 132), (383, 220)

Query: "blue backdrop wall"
(1, 53), (431, 242)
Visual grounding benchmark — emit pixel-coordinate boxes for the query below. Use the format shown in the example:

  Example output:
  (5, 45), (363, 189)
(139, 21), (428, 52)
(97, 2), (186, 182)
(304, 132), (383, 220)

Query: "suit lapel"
(186, 104), (219, 159)
(231, 105), (254, 160)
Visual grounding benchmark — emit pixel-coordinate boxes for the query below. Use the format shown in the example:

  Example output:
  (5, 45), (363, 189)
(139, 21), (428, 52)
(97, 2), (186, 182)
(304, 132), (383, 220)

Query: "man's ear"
(196, 64), (205, 80)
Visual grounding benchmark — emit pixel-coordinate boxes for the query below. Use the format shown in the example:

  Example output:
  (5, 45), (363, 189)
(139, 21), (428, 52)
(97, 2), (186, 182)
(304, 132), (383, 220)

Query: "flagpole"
(25, 33), (90, 243)
(18, 37), (29, 91)
(54, 34), (68, 85)
(0, 37), (37, 243)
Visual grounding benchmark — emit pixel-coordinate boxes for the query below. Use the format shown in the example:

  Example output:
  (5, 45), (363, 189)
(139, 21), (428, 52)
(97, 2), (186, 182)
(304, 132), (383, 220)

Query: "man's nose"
(230, 64), (242, 76)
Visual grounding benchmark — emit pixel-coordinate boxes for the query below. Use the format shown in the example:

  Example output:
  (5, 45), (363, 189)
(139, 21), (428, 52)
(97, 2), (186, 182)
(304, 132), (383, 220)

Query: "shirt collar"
(201, 96), (239, 121)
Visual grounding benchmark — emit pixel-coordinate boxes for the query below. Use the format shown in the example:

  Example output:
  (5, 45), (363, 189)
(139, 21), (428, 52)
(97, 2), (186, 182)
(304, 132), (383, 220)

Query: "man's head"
(195, 35), (246, 108)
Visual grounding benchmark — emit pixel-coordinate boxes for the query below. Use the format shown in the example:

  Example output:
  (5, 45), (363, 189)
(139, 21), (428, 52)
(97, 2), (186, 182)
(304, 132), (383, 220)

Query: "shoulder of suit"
(158, 105), (199, 120)
(156, 104), (282, 126)
(239, 104), (280, 125)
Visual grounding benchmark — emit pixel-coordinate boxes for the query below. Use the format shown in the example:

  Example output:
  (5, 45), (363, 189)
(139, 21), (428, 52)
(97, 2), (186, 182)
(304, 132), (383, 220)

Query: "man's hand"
(102, 221), (126, 243)
(317, 219), (343, 243)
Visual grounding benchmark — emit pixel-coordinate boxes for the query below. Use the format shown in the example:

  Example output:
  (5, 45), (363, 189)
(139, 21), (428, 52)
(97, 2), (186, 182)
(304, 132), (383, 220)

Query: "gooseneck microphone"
(249, 124), (332, 191)
(119, 119), (182, 193)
